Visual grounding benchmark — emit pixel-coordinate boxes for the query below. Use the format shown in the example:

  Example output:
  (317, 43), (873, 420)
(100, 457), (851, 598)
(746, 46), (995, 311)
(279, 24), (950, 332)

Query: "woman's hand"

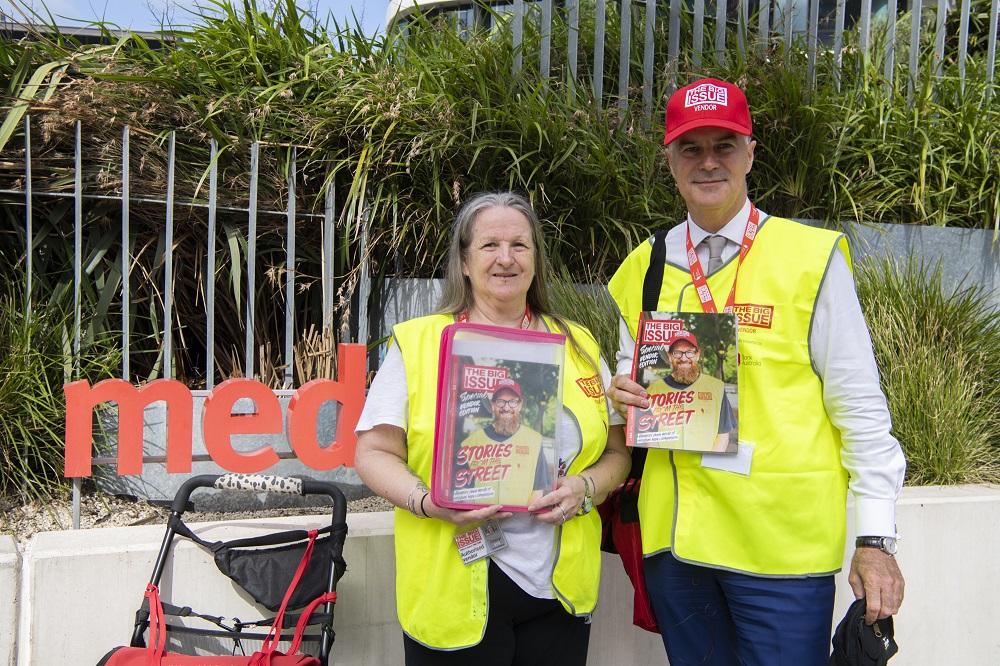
(527, 474), (589, 525)
(608, 373), (648, 419)
(424, 499), (512, 528)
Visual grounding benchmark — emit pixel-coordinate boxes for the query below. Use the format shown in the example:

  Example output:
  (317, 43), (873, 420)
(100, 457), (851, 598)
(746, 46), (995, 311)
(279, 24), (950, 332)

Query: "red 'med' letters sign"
(64, 343), (367, 477)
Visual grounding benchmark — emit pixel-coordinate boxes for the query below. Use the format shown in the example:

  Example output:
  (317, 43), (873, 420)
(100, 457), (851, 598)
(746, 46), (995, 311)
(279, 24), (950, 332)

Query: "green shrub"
(0, 274), (121, 498)
(856, 257), (1000, 485)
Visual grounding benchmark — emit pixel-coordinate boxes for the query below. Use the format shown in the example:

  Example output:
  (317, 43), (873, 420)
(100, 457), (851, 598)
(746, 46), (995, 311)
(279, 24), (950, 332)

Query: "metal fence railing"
(3, 118), (369, 390)
(397, 0), (1000, 112)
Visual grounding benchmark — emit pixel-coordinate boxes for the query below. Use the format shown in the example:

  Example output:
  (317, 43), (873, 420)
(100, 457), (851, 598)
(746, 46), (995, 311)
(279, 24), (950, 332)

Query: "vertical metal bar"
(72, 120), (82, 530)
(206, 139), (218, 389)
(808, 0), (821, 85)
(24, 116), (32, 316)
(884, 0), (898, 91)
(568, 0), (580, 93)
(693, 0), (705, 67)
(541, 0), (552, 78)
(669, 0), (681, 86)
(908, 0), (922, 102)
(23, 115), (32, 500)
(594, 0), (607, 103)
(989, 0), (999, 90)
(834, 0), (846, 90)
(513, 0), (524, 76)
(958, 0), (971, 91)
(715, 0), (728, 65)
(73, 121), (82, 377)
(619, 0), (632, 115)
(934, 0), (947, 78)
(122, 126), (130, 383)
(357, 203), (370, 346)
(73, 478), (81, 530)
(164, 132), (175, 380)
(284, 147), (296, 389)
(759, 0), (771, 54)
(739, 0), (750, 59)
(323, 168), (335, 331)
(245, 141), (259, 379)
(783, 0), (794, 63)
(644, 0), (656, 124)
(860, 0), (872, 58)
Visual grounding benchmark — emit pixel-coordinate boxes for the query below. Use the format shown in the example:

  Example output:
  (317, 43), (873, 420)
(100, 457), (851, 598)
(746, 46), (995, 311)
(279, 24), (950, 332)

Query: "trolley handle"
(171, 474), (347, 520)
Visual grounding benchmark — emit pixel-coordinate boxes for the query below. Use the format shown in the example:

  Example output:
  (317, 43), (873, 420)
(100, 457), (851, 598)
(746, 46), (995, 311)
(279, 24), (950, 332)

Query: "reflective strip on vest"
(609, 216), (851, 576)
(392, 313), (609, 648)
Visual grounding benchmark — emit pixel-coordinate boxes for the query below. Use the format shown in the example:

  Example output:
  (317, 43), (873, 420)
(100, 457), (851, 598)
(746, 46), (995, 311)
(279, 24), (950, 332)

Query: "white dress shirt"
(615, 199), (906, 538)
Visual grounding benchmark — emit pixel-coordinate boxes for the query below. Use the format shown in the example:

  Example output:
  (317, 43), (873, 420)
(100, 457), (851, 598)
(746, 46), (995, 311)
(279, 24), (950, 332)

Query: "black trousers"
(403, 563), (591, 666)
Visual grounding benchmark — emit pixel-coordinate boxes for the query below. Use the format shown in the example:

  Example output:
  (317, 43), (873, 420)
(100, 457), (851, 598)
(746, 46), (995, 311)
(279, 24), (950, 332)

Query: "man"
(642, 330), (735, 453)
(607, 78), (905, 665)
(456, 378), (551, 507)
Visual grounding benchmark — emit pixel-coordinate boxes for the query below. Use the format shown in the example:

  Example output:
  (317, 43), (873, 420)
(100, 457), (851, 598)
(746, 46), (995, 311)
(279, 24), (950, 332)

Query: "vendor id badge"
(454, 519), (509, 565)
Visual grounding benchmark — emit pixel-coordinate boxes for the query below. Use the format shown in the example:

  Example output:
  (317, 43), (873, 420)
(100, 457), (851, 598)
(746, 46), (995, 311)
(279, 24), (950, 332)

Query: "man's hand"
(609, 374), (649, 418)
(848, 547), (905, 624)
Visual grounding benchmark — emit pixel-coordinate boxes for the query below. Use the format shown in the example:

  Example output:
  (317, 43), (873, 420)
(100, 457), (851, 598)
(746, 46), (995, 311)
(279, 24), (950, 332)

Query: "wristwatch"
(856, 536), (898, 556)
(577, 475), (594, 516)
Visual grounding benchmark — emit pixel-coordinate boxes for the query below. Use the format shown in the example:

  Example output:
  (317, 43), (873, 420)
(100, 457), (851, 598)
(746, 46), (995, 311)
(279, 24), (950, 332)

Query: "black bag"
(594, 228), (671, 634)
(829, 598), (899, 666)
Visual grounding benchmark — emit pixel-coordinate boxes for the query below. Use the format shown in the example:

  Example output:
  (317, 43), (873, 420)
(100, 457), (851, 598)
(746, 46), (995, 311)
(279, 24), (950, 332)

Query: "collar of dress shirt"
(686, 198), (763, 249)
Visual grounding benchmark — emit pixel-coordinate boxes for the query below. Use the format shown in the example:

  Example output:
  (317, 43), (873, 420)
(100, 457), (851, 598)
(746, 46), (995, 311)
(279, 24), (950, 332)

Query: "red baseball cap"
(668, 330), (699, 350)
(492, 378), (522, 400)
(663, 78), (752, 146)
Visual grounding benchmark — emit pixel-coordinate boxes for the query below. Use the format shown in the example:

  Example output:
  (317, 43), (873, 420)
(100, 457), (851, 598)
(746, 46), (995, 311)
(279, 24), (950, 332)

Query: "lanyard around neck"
(457, 304), (532, 329)
(684, 204), (760, 314)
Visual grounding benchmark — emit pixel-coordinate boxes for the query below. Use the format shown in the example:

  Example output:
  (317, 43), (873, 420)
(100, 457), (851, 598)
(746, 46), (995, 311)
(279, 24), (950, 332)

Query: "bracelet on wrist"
(406, 482), (428, 518)
(420, 492), (430, 517)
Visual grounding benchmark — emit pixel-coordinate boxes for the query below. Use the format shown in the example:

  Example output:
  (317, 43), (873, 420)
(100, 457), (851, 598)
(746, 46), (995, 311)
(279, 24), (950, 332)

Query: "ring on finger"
(558, 505), (567, 523)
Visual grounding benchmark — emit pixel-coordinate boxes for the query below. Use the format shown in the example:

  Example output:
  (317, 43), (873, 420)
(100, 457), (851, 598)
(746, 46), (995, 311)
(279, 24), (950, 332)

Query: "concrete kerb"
(9, 484), (1000, 665)
(0, 535), (19, 666)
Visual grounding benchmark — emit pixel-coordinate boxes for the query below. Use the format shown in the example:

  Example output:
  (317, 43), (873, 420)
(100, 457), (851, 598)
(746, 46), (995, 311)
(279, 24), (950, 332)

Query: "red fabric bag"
(598, 474), (659, 633)
(99, 531), (335, 665)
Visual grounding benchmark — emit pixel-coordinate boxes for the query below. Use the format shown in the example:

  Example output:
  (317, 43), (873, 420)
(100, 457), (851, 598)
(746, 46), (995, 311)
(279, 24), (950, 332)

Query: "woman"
(354, 191), (630, 665)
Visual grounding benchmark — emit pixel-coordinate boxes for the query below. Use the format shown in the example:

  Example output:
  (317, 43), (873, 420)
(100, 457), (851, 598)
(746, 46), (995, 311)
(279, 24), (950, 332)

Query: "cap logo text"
(685, 83), (728, 108)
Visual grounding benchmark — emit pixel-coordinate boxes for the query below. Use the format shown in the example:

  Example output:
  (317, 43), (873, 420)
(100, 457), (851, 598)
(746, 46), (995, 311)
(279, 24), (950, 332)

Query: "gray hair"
(437, 191), (598, 375)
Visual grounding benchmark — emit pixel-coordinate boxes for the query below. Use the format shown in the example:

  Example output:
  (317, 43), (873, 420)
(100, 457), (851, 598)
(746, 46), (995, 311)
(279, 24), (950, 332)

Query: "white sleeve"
(354, 343), (409, 433)
(615, 317), (636, 377)
(811, 249), (906, 538)
(602, 356), (626, 427)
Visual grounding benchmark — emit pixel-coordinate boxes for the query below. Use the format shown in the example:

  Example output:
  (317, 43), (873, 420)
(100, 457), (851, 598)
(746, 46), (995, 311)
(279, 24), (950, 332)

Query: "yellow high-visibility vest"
(609, 215), (852, 576)
(392, 313), (609, 649)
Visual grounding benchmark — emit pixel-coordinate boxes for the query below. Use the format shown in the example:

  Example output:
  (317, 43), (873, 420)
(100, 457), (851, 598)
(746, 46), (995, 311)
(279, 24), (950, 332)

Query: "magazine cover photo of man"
(456, 377), (553, 506)
(645, 330), (736, 453)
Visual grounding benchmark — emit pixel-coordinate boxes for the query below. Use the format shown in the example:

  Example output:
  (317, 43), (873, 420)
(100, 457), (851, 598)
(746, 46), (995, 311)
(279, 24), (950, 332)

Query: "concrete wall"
(5, 485), (1000, 664)
(0, 536), (19, 666)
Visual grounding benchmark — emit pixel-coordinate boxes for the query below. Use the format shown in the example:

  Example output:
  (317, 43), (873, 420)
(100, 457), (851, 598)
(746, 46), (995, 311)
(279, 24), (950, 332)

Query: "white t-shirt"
(357, 332), (617, 599)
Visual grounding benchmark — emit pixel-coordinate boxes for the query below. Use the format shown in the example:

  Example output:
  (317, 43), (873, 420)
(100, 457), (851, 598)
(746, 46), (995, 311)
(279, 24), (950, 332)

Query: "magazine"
(627, 311), (739, 454)
(432, 323), (566, 511)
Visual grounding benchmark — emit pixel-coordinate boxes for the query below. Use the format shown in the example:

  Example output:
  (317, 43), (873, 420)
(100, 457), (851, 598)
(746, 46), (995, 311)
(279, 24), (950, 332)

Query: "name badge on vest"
(701, 441), (754, 476)
(454, 519), (509, 565)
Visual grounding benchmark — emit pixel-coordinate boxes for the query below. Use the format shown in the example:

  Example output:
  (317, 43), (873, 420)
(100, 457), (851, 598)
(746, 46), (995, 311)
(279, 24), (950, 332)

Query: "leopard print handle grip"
(214, 473), (304, 495)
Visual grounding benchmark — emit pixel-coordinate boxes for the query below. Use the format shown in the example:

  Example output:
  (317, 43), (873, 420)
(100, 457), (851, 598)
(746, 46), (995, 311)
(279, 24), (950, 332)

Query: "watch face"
(882, 537), (898, 555)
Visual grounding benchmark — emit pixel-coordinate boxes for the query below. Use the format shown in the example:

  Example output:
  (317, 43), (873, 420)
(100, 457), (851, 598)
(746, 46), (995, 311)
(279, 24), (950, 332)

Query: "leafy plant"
(0, 271), (122, 498)
(856, 257), (1000, 485)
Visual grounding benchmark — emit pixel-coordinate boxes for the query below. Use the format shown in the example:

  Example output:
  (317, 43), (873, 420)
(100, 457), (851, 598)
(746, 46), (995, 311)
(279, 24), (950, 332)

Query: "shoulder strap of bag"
(253, 529), (320, 664)
(629, 229), (668, 481)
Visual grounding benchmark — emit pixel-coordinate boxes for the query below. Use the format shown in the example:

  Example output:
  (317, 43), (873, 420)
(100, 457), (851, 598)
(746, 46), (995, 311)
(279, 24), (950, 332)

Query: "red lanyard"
(685, 204), (760, 314)
(457, 304), (532, 329)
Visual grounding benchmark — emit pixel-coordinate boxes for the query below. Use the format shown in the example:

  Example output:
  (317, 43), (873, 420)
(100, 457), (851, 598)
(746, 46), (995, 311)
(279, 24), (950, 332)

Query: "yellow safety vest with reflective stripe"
(391, 313), (609, 649)
(609, 215), (851, 576)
